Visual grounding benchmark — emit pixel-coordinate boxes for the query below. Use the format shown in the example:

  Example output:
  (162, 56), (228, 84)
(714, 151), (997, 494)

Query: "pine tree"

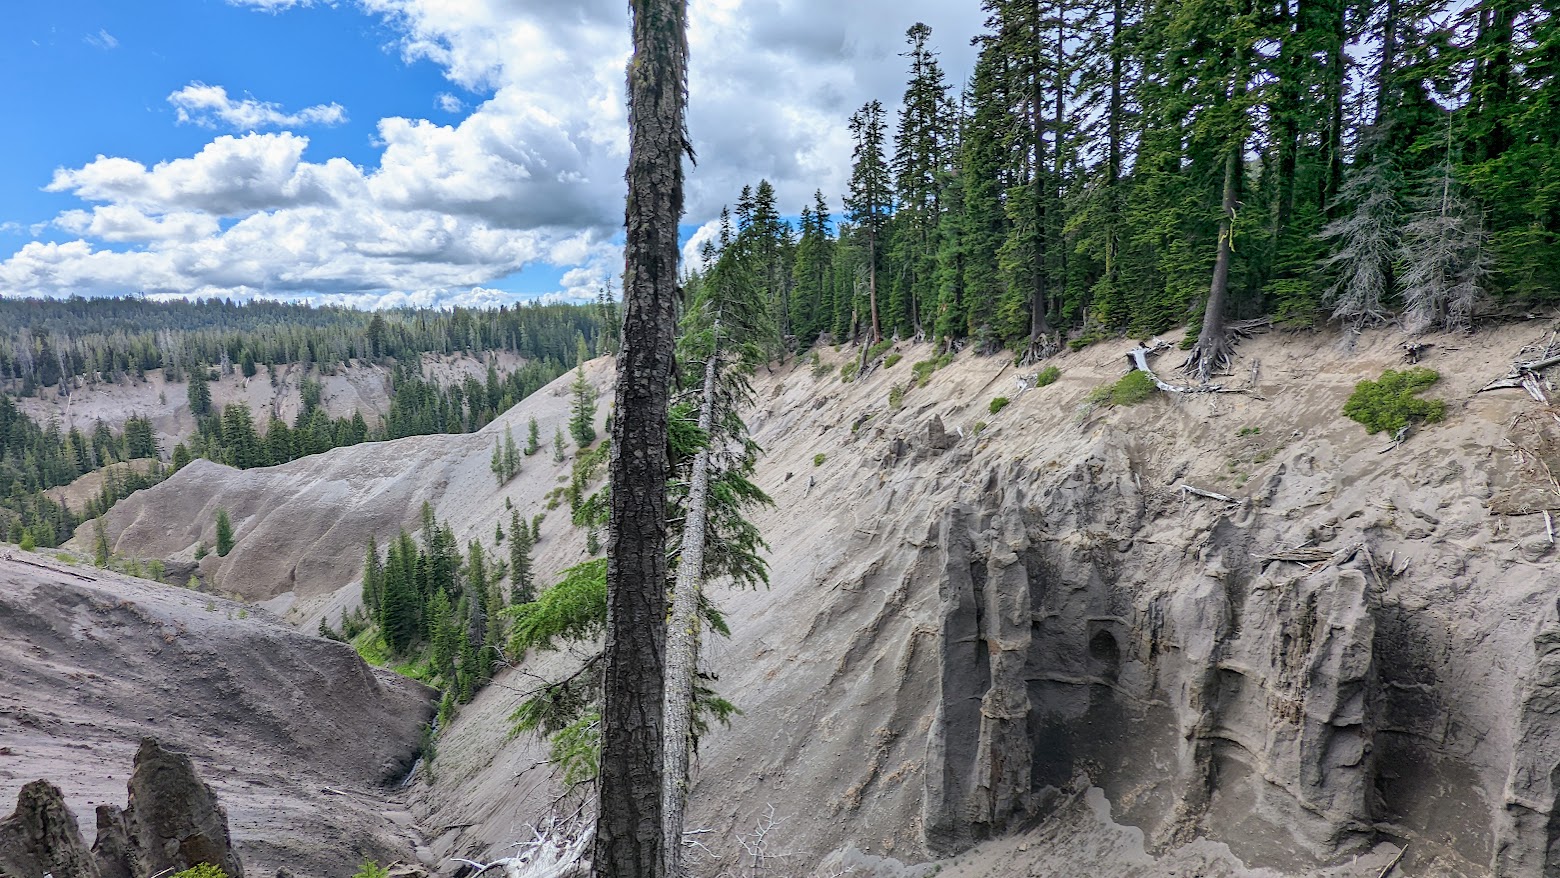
(846, 101), (893, 344)
(891, 23), (954, 339)
(601, 0), (687, 870)
(790, 192), (836, 346)
(362, 535), (384, 614)
(427, 587), (456, 678)
(503, 426), (520, 479)
(94, 518), (110, 567)
(510, 508), (534, 604)
(1398, 154), (1489, 333)
(380, 530), (420, 654)
(187, 368), (212, 417)
(215, 508), (235, 557)
(660, 217), (776, 875)
(553, 425), (567, 462)
(569, 365), (597, 447)
(525, 416), (541, 455)
(1318, 141), (1402, 330)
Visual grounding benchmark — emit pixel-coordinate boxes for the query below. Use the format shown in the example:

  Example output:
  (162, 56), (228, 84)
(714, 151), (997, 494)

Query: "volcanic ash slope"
(87, 324), (1560, 877)
(426, 324), (1560, 878)
(0, 553), (438, 878)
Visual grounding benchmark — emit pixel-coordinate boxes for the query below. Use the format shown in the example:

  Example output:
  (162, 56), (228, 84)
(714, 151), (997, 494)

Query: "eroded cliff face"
(650, 324), (1560, 878)
(921, 439), (1384, 868)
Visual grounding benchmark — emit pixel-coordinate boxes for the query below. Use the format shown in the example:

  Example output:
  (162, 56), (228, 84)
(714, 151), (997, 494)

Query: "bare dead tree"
(597, 1), (689, 876)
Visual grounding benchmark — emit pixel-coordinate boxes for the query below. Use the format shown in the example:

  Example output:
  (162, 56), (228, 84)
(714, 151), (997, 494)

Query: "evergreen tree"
(890, 23), (954, 339)
(362, 534), (384, 614)
(94, 518), (110, 567)
(554, 425), (567, 462)
(845, 100), (893, 344)
(510, 508), (535, 604)
(215, 508), (235, 557)
(503, 425), (521, 478)
(380, 530), (421, 653)
(1319, 141), (1403, 330)
(569, 365), (597, 447)
(1397, 146), (1489, 333)
(187, 368), (212, 417)
(526, 416), (541, 455)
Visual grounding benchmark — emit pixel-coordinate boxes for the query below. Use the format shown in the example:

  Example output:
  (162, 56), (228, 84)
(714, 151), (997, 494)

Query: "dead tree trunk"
(661, 334), (719, 877)
(1185, 143), (1242, 384)
(597, 1), (687, 876)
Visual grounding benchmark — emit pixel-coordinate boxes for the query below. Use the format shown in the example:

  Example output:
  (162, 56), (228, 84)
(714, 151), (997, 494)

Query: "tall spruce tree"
(891, 23), (955, 340)
(846, 101), (893, 345)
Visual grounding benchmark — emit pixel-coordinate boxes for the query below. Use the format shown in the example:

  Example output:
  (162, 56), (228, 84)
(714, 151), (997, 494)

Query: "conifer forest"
(700, 1), (1559, 375)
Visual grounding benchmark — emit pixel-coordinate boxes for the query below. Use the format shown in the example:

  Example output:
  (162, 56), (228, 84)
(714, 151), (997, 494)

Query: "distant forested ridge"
(0, 295), (616, 393)
(699, 2), (1559, 366)
(0, 295), (620, 549)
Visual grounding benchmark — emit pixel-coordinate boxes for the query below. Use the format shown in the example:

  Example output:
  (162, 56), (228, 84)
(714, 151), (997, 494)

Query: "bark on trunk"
(1186, 143), (1242, 384)
(1375, 0), (1399, 130)
(1029, 0), (1052, 342)
(868, 229), (882, 344)
(1323, 0), (1346, 212)
(597, 2), (687, 877)
(661, 341), (719, 878)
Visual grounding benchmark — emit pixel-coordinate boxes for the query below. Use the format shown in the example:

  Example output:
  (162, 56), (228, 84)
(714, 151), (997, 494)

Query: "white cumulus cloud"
(5, 1), (985, 306)
(169, 83), (348, 131)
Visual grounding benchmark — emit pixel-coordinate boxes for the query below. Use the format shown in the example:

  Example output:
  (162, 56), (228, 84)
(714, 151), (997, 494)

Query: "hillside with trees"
(0, 297), (617, 549)
(705, 2), (1557, 372)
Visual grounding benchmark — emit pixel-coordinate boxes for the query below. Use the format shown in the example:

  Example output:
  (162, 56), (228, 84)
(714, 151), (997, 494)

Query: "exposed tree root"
(1018, 331), (1060, 365)
(1179, 317), (1269, 386)
(1124, 338), (1255, 395)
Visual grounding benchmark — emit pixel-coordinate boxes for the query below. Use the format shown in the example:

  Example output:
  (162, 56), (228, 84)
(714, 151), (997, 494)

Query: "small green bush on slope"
(1343, 368), (1445, 434)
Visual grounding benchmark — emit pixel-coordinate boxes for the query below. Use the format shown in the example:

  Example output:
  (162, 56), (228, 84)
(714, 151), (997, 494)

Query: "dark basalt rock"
(121, 739), (243, 878)
(0, 740), (242, 878)
(0, 780), (101, 878)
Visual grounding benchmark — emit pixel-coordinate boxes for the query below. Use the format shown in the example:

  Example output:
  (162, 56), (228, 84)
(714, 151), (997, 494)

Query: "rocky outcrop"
(0, 781), (100, 878)
(922, 439), (1383, 870)
(1494, 601), (1560, 876)
(0, 557), (439, 878)
(0, 741), (241, 878)
(120, 739), (244, 878)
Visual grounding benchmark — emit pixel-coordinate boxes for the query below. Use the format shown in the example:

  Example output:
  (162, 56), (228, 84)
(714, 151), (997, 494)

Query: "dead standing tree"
(597, 1), (689, 877)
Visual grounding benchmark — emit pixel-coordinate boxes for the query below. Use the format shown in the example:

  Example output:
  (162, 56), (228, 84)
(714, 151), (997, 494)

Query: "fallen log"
(1124, 342), (1250, 394)
(1178, 484), (1240, 504)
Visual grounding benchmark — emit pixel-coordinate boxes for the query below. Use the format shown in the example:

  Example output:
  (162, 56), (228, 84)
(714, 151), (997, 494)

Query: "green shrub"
(911, 360), (939, 387)
(1035, 366), (1061, 387)
(884, 353), (902, 369)
(171, 865), (228, 878)
(1343, 368), (1446, 434)
(840, 361), (860, 383)
(972, 421), (988, 435)
(810, 352), (835, 379)
(1236, 426), (1261, 437)
(813, 453), (826, 467)
(989, 396), (1010, 414)
(352, 861), (390, 878)
(1110, 370), (1158, 405)
(1090, 370), (1158, 407)
(865, 339), (893, 362)
(888, 385), (906, 409)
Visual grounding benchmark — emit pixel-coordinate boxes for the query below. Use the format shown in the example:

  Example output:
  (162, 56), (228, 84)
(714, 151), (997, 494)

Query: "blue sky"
(0, 0), (983, 308)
